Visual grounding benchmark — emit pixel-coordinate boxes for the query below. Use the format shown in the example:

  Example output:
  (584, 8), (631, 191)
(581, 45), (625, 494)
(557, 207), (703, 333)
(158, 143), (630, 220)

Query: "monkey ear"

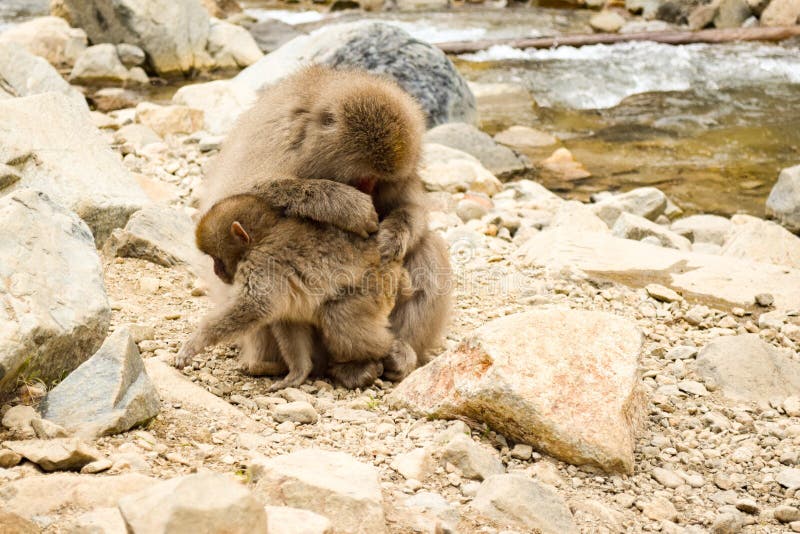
(230, 221), (251, 244)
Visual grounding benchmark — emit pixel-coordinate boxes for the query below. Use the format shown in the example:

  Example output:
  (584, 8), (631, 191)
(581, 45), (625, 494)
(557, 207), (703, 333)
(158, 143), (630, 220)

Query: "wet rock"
(468, 81), (537, 131)
(390, 309), (645, 474)
(0, 16), (87, 67)
(0, 190), (110, 393)
(0, 449), (23, 468)
(696, 334), (800, 404)
(613, 212), (691, 250)
(494, 125), (557, 149)
(251, 449), (386, 534)
(56, 0), (212, 76)
(424, 122), (527, 178)
(591, 187), (668, 226)
(767, 164), (800, 233)
(91, 88), (142, 112)
(671, 214), (732, 245)
(173, 80), (257, 135)
(472, 474), (577, 534)
(0, 42), (86, 108)
(207, 19), (263, 69)
(69, 44), (139, 85)
(590, 11), (627, 32)
(3, 438), (101, 471)
(104, 206), (202, 267)
(721, 214), (800, 268)
(419, 143), (502, 196)
(116, 43), (146, 67)
(0, 92), (149, 243)
(235, 21), (475, 128)
(440, 433), (505, 481)
(0, 511), (39, 534)
(760, 0), (800, 25)
(248, 19), (305, 54)
(273, 401), (319, 424)
(266, 506), (333, 534)
(40, 327), (159, 438)
(135, 102), (204, 137)
(118, 473), (267, 534)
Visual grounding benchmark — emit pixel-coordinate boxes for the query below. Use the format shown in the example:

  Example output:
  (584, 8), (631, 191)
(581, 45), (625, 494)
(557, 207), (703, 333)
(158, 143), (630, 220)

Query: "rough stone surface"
(420, 143), (502, 195)
(760, 0), (800, 25)
(56, 0), (212, 75)
(671, 214), (732, 245)
(0, 42), (86, 108)
(1, 405), (39, 436)
(135, 103), (204, 137)
(440, 433), (505, 480)
(251, 449), (386, 534)
(3, 438), (101, 471)
(591, 187), (668, 226)
(0, 511), (39, 533)
(117, 43), (146, 67)
(118, 473), (267, 534)
(469, 81), (537, 131)
(273, 401), (319, 424)
(0, 92), (149, 243)
(40, 327), (160, 438)
(234, 21), (475, 128)
(103, 206), (202, 268)
(549, 200), (611, 234)
(248, 19), (305, 54)
(0, 190), (110, 393)
(0, 449), (23, 468)
(266, 506), (333, 534)
(424, 122), (528, 178)
(696, 334), (800, 404)
(721, 214), (800, 268)
(613, 212), (692, 250)
(590, 10), (627, 32)
(766, 164), (800, 233)
(0, 16), (87, 67)
(472, 474), (577, 533)
(207, 19), (263, 69)
(714, 0), (751, 27)
(389, 310), (645, 474)
(69, 43), (133, 85)
(494, 125), (557, 148)
(390, 448), (436, 481)
(172, 79), (257, 135)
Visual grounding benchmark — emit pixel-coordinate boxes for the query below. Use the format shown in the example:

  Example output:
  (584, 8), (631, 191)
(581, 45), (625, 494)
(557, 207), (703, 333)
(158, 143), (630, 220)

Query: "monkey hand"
(174, 333), (204, 369)
(377, 226), (407, 263)
(337, 195), (379, 238)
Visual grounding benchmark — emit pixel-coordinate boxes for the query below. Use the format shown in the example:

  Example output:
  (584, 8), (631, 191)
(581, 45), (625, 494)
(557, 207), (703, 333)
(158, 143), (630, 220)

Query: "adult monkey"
(197, 65), (452, 381)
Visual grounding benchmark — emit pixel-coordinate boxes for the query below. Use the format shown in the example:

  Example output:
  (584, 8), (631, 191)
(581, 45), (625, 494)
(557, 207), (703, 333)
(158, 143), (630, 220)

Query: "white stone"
(671, 214), (732, 245)
(207, 19), (263, 69)
(420, 143), (502, 196)
(265, 506), (333, 534)
(721, 214), (800, 269)
(0, 16), (87, 67)
(173, 80), (256, 135)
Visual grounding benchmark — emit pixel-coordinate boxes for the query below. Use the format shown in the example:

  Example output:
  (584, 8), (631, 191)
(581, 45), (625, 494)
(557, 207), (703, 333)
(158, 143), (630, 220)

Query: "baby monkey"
(176, 194), (409, 390)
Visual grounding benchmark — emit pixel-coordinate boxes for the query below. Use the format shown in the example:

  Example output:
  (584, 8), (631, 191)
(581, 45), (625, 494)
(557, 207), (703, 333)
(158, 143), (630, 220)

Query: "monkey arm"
(251, 179), (379, 238)
(375, 183), (428, 262)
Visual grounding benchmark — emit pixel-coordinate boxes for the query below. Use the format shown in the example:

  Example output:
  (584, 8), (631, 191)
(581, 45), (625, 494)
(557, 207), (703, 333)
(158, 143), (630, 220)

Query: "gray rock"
(56, 0), (211, 76)
(116, 43), (146, 68)
(591, 187), (668, 226)
(265, 506), (333, 534)
(40, 327), (160, 439)
(248, 19), (305, 54)
(0, 42), (87, 108)
(103, 206), (202, 268)
(777, 468), (800, 490)
(206, 19), (263, 69)
(714, 0), (751, 27)
(0, 16), (87, 67)
(424, 122), (527, 178)
(0, 92), (149, 244)
(118, 473), (267, 534)
(767, 164), (800, 233)
(273, 401), (319, 424)
(419, 143), (501, 195)
(696, 334), (800, 404)
(612, 212), (692, 250)
(3, 438), (102, 471)
(0, 190), (110, 394)
(30, 418), (69, 439)
(440, 433), (505, 481)
(671, 214), (732, 245)
(472, 474), (577, 534)
(114, 124), (162, 150)
(250, 449), (386, 534)
(235, 21), (475, 128)
(69, 44), (131, 85)
(711, 512), (743, 533)
(721, 214), (800, 268)
(402, 491), (459, 532)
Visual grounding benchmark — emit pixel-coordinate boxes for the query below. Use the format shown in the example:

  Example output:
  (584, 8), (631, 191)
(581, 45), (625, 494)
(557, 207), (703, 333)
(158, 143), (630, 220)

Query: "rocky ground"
(2, 2), (800, 534)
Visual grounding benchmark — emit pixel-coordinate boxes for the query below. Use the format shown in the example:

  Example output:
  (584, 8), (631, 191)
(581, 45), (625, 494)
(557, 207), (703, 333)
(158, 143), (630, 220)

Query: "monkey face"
(212, 257), (234, 284)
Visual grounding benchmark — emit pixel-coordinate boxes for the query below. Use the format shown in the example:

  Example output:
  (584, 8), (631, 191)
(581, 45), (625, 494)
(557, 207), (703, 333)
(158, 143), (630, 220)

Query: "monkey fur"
(176, 194), (410, 390)
(198, 65), (452, 381)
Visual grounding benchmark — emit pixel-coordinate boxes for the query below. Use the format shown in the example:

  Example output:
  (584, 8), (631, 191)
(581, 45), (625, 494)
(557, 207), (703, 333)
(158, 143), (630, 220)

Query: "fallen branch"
(436, 26), (800, 54)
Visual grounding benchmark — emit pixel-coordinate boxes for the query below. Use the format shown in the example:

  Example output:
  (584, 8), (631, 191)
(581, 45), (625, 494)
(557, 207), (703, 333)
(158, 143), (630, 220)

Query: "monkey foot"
(240, 360), (287, 377)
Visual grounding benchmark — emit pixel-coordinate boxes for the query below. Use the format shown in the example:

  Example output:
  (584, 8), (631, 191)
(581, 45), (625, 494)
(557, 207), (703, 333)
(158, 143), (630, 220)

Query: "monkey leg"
(239, 325), (287, 377)
(381, 338), (417, 383)
(268, 322), (315, 391)
(391, 232), (453, 366)
(328, 360), (384, 390)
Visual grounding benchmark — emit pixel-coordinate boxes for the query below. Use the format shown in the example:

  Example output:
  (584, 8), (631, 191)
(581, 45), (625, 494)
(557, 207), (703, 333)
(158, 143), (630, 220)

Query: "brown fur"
(176, 194), (407, 390)
(199, 65), (452, 381)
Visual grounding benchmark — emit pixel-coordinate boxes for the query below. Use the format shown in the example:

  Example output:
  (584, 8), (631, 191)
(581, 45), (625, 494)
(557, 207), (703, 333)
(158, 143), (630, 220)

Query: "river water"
(3, 4), (799, 216)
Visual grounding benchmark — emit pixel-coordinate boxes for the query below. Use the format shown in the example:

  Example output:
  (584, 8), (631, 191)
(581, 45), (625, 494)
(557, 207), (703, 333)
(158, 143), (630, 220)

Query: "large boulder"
(423, 122), (528, 178)
(766, 164), (800, 233)
(419, 143), (502, 196)
(0, 42), (86, 108)
(0, 92), (149, 243)
(671, 214), (732, 245)
(250, 449), (386, 534)
(760, 0), (800, 25)
(40, 327), (160, 438)
(234, 21), (476, 128)
(0, 190), (110, 394)
(206, 19), (263, 69)
(696, 335), (800, 405)
(721, 214), (800, 269)
(172, 80), (256, 135)
(389, 310), (646, 474)
(54, 0), (212, 76)
(0, 16), (87, 67)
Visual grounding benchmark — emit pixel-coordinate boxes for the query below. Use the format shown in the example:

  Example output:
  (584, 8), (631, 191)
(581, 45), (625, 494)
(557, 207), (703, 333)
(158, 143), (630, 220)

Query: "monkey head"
(195, 195), (268, 284)
(290, 67), (426, 194)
